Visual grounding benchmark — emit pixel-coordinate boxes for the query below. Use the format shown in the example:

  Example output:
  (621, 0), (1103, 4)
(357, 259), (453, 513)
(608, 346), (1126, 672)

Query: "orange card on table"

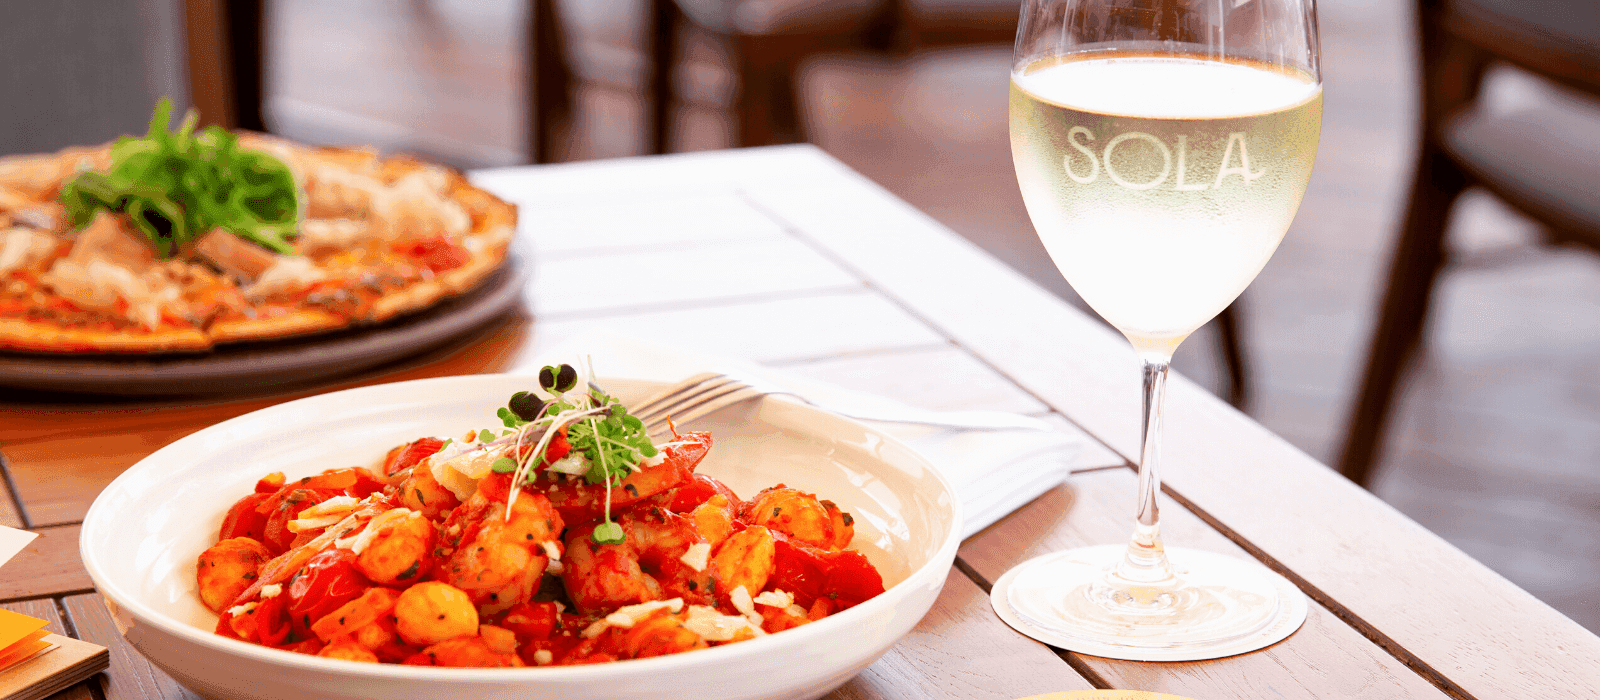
(0, 609), (52, 672)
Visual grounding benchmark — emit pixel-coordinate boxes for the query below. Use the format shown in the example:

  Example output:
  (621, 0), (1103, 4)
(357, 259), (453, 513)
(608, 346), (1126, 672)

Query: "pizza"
(0, 100), (515, 354)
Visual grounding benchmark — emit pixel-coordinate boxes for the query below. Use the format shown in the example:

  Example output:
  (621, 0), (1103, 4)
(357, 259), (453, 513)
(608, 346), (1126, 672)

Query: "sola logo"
(1062, 127), (1264, 190)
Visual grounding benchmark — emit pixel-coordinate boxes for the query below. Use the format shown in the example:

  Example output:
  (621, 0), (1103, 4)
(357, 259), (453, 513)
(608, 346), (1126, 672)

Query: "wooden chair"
(643, 0), (1254, 408)
(1337, 0), (1600, 486)
(644, 0), (898, 152)
(184, 0), (576, 164)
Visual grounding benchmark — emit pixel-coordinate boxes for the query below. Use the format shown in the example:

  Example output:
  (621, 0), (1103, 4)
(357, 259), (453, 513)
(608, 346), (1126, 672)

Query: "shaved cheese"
(583, 599), (684, 638)
(682, 605), (766, 642)
(260, 584), (283, 599)
(248, 256), (327, 297)
(753, 589), (794, 609)
(679, 542), (711, 572)
(227, 601), (258, 617)
(286, 513), (345, 532)
(297, 496), (359, 519)
(729, 585), (762, 628)
(541, 540), (565, 575)
(532, 649), (553, 666)
(786, 604), (808, 618)
(441, 443), (510, 480)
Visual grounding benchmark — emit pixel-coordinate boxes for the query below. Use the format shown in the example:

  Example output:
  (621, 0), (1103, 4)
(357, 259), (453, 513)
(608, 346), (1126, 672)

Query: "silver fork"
(627, 369), (1053, 438)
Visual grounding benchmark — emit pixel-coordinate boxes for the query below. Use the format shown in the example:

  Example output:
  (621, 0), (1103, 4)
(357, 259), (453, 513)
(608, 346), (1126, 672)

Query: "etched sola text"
(1061, 127), (1264, 191)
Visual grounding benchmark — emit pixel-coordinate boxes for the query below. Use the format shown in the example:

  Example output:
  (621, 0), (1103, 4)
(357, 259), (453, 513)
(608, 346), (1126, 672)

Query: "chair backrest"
(0, 0), (189, 156)
(1442, 0), (1600, 95)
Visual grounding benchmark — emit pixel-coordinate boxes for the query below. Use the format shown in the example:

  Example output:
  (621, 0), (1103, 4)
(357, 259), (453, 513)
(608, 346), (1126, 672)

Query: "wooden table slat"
(831, 570), (1097, 699)
(0, 525), (91, 601)
(61, 594), (200, 700)
(962, 469), (1455, 700)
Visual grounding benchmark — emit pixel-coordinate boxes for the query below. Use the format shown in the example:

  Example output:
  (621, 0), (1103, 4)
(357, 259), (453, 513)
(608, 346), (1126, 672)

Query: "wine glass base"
(989, 545), (1307, 661)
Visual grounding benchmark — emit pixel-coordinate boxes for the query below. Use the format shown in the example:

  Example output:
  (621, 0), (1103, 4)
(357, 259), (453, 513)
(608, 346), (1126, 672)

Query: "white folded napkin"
(524, 329), (1083, 539)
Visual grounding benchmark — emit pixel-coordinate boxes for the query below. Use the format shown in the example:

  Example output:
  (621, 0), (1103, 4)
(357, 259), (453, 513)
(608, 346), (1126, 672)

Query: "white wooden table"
(1, 145), (1595, 699)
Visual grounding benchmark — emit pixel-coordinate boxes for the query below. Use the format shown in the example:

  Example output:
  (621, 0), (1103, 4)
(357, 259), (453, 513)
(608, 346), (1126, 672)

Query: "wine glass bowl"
(992, 0), (1321, 661)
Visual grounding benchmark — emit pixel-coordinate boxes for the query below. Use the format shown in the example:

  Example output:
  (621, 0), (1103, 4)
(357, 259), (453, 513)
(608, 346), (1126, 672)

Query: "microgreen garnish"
(463, 361), (656, 545)
(590, 521), (625, 545)
(59, 97), (300, 259)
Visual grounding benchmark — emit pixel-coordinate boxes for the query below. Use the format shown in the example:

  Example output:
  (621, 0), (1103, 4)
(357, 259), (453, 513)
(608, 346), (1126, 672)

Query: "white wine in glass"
(993, 0), (1322, 661)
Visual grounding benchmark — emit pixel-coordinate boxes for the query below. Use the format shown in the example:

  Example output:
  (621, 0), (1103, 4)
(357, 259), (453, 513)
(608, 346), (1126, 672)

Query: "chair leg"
(527, 0), (575, 164)
(1336, 140), (1469, 487)
(731, 35), (807, 147)
(646, 0), (677, 155)
(1214, 300), (1250, 410)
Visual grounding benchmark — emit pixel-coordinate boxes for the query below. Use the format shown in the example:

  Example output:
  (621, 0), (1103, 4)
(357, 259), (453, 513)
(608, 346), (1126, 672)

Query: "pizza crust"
(0, 319), (210, 353)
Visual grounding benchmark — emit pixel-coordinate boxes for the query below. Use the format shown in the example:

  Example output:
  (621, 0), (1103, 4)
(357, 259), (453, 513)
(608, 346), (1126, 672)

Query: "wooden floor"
(264, 0), (1600, 631)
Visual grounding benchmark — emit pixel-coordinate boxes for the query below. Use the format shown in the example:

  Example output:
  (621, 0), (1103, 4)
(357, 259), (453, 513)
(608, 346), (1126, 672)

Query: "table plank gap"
(61, 595), (202, 700)
(532, 284), (867, 323)
(0, 449), (33, 528)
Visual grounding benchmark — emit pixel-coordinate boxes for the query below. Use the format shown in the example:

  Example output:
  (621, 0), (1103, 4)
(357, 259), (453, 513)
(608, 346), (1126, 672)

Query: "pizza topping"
(248, 256), (328, 298)
(58, 98), (300, 259)
(296, 219), (370, 254)
(0, 229), (57, 276)
(39, 257), (181, 330)
(66, 211), (155, 271)
(194, 228), (280, 281)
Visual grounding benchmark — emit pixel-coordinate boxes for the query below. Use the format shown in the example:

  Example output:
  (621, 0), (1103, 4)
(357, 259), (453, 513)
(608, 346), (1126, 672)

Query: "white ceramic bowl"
(81, 374), (961, 700)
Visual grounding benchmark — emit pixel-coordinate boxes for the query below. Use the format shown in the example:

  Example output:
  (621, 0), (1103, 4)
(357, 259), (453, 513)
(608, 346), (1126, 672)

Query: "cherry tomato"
(259, 488), (344, 554)
(477, 470), (516, 503)
(382, 437), (446, 477)
(820, 549), (885, 609)
(287, 549), (371, 640)
(769, 532), (833, 607)
(496, 601), (560, 642)
(543, 430), (571, 465)
(219, 492), (273, 542)
(254, 588), (294, 647)
(668, 473), (740, 513)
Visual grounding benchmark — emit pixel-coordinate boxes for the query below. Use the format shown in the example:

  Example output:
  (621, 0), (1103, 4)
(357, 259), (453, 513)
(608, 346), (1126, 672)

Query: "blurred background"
(2, 0), (1596, 630)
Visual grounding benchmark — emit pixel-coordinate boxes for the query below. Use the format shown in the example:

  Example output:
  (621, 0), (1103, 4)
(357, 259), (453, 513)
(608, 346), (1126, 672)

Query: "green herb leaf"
(478, 429), (495, 443)
(490, 457), (518, 474)
(590, 521), (625, 545)
(58, 97), (300, 260)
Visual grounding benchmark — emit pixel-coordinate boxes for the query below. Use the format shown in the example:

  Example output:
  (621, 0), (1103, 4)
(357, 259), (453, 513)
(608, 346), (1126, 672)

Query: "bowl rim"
(80, 372), (964, 682)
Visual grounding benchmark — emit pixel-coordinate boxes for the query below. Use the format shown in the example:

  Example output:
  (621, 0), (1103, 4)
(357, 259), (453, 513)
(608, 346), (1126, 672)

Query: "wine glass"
(992, 0), (1322, 660)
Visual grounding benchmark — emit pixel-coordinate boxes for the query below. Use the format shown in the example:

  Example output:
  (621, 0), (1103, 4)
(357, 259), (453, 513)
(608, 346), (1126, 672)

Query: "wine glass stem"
(1118, 355), (1175, 585)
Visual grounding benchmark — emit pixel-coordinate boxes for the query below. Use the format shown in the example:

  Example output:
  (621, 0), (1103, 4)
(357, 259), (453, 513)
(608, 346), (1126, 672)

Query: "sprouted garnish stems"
(482, 361), (659, 545)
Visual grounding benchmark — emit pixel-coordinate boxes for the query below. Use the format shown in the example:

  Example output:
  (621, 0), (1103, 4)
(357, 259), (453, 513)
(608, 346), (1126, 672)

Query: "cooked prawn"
(352, 508), (435, 586)
(441, 490), (564, 613)
(739, 486), (854, 551)
(560, 506), (715, 614)
(196, 537), (272, 613)
(708, 526), (776, 607)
